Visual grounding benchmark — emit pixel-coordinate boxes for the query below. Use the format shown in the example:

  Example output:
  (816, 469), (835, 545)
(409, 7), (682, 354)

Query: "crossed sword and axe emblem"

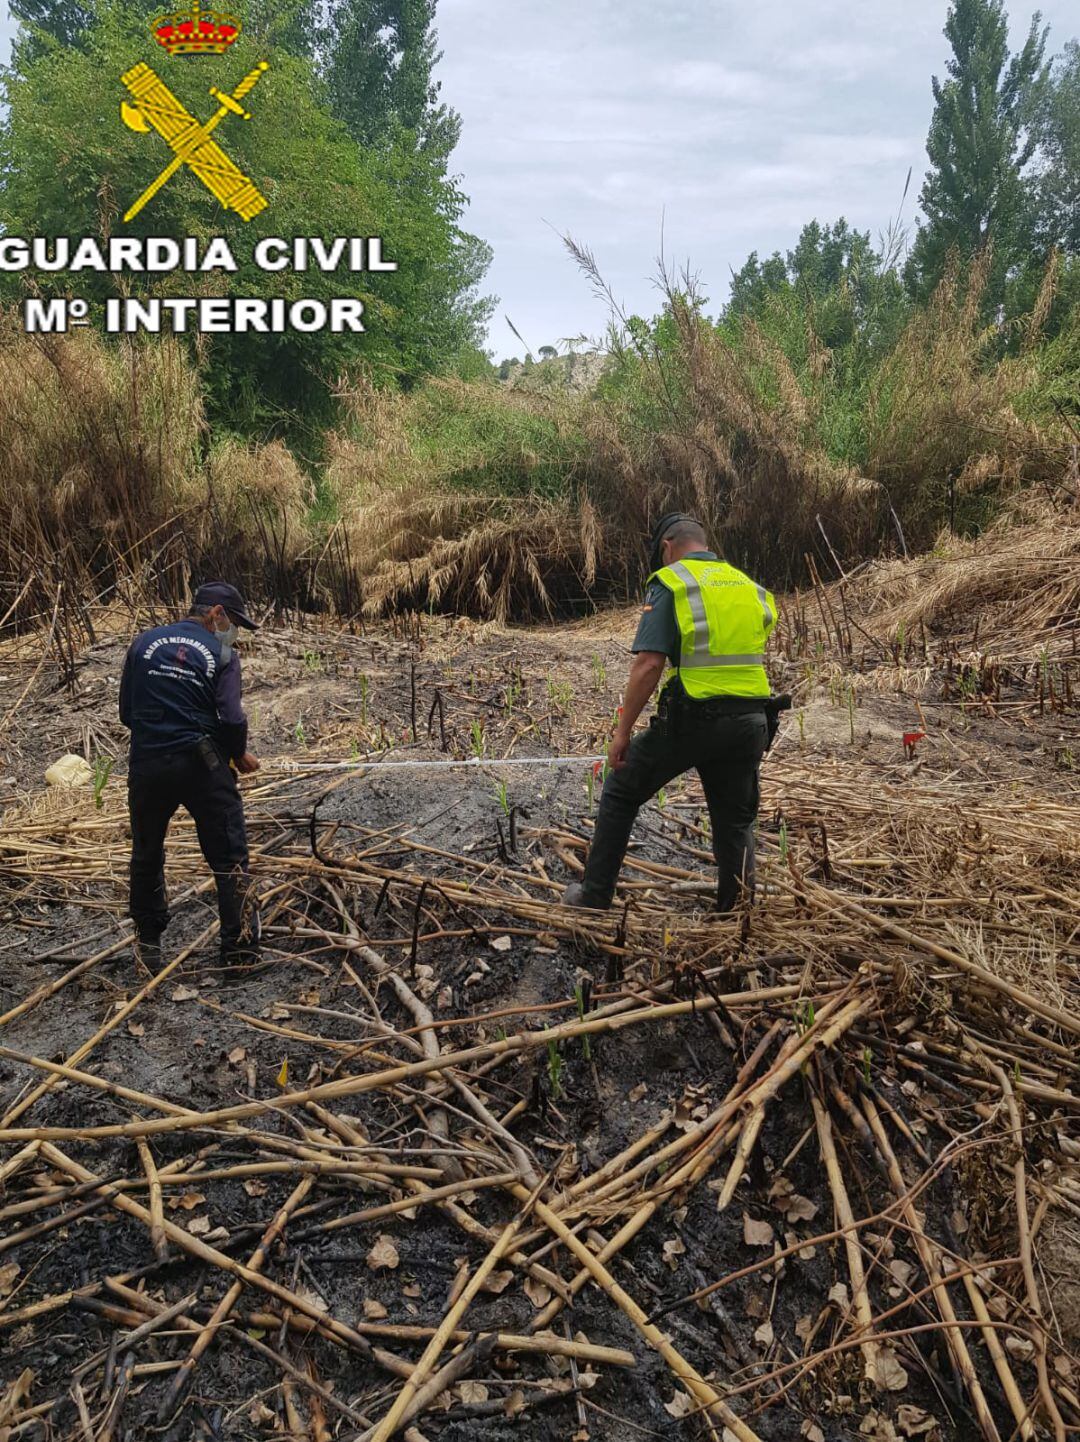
(121, 60), (270, 222)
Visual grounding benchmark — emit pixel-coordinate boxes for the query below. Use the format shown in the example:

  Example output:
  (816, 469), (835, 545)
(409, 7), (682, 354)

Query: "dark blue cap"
(192, 581), (258, 630)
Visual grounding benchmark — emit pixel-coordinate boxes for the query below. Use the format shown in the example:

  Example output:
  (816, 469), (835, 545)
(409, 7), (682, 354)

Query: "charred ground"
(1, 513), (1079, 1442)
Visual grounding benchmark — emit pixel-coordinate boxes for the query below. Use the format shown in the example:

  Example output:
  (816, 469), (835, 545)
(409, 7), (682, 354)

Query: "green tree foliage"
(0, 0), (492, 438)
(726, 220), (908, 361)
(320, 0), (461, 160)
(1032, 40), (1080, 253)
(9, 0), (93, 49)
(906, 0), (1049, 306)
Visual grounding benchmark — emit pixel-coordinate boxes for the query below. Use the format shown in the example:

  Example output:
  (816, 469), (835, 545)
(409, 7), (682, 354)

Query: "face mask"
(215, 620), (239, 661)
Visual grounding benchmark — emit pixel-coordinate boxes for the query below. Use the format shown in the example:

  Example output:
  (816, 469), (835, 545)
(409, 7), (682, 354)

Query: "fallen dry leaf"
(403, 1282), (422, 1298)
(187, 1215), (211, 1235)
(243, 1178), (268, 1198)
(1054, 1353), (1076, 1382)
(490, 935), (512, 952)
(889, 1259), (915, 1291)
(860, 1413), (899, 1440)
(0, 1368), (33, 1423)
(127, 1020), (145, 1037)
(801, 1422), (825, 1442)
(366, 1234), (400, 1271)
(483, 1269), (514, 1294)
(662, 1236), (686, 1270)
(896, 1404), (938, 1437)
(743, 1214), (775, 1247)
(524, 1275), (552, 1308)
(170, 985), (198, 1002)
(363, 1298), (388, 1319)
(1005, 1333), (1035, 1361)
(875, 1347), (909, 1391)
(0, 1262), (21, 1297)
(663, 1392), (694, 1418)
(227, 1046), (246, 1065)
(628, 1082), (648, 1103)
(458, 1380), (489, 1403)
(504, 1390), (526, 1417)
(784, 1193), (818, 1222)
(753, 1319), (774, 1347)
(295, 1283), (328, 1314)
(170, 1190), (206, 1212)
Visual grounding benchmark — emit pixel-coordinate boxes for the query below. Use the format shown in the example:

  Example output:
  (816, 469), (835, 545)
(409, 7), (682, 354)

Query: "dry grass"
(1, 255), (1076, 633)
(351, 491), (609, 622)
(865, 255), (1074, 539)
(0, 326), (349, 633)
(844, 494), (1080, 655)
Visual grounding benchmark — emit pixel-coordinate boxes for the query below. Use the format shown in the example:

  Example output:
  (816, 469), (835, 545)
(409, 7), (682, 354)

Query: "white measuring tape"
(270, 753), (607, 775)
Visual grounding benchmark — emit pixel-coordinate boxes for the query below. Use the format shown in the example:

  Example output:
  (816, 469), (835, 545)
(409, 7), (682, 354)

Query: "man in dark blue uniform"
(119, 582), (261, 970)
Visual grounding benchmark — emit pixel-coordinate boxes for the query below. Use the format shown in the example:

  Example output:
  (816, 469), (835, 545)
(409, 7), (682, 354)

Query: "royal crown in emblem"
(152, 1), (241, 56)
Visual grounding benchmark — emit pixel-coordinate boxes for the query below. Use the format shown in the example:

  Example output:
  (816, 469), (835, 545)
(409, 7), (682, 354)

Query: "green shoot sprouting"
(794, 998), (815, 1036)
(495, 779), (510, 816)
(470, 719), (485, 758)
(546, 1032), (564, 1100)
(547, 678), (573, 712)
(92, 756), (113, 810)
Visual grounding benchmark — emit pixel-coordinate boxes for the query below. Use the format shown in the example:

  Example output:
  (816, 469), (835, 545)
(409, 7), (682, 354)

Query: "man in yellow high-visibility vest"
(565, 513), (779, 913)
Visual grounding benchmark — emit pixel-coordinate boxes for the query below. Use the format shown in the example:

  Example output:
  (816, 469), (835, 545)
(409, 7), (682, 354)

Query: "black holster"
(763, 693), (792, 751)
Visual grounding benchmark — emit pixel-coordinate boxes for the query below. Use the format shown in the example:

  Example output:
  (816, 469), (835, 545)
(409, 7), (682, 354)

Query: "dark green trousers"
(580, 704), (768, 911)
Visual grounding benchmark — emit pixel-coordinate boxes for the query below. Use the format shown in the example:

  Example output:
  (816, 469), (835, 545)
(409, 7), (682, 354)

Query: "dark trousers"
(128, 742), (256, 957)
(581, 706), (769, 911)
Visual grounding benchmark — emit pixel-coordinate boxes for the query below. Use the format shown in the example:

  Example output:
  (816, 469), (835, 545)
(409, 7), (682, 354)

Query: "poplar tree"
(321, 0), (461, 159)
(906, 0), (1049, 305)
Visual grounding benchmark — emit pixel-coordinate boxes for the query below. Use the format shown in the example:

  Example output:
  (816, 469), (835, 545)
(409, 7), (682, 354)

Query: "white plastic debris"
(44, 754), (93, 788)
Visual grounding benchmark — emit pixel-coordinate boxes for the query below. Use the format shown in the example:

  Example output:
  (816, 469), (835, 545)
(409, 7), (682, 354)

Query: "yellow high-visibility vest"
(649, 558), (777, 699)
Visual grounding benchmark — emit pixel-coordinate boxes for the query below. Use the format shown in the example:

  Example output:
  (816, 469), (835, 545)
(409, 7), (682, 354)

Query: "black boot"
(136, 930), (164, 972)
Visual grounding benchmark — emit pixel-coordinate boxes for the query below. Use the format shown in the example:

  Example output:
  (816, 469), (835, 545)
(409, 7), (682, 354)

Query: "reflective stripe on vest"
(651, 559), (776, 699)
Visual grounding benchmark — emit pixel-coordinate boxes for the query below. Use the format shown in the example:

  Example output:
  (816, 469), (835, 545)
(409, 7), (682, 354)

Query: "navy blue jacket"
(119, 620), (248, 761)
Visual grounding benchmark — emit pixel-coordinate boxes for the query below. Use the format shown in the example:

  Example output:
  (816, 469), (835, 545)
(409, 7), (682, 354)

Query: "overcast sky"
(2, 1), (1076, 356)
(432, 0), (1078, 357)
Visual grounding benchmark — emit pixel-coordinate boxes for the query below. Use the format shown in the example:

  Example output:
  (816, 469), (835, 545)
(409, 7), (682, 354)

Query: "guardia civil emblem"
(120, 2), (270, 223)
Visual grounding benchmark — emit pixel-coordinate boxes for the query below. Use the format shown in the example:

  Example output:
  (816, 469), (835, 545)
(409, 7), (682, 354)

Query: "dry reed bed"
(821, 496), (1080, 662)
(1, 708), (1078, 1442)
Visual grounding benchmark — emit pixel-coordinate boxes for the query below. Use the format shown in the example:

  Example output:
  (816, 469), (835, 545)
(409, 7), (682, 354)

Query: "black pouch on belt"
(195, 735), (223, 771)
(656, 676), (686, 736)
(763, 693), (792, 751)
